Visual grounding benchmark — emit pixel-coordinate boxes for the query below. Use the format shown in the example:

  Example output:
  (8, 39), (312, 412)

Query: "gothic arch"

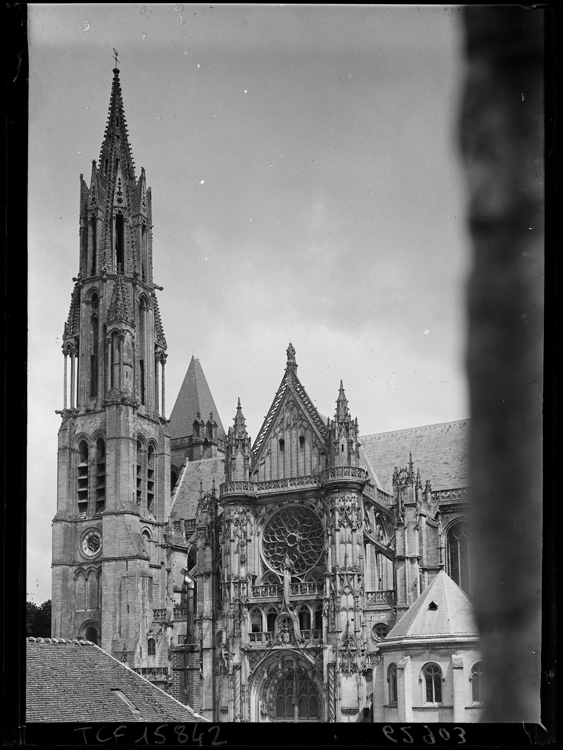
(249, 650), (323, 722)
(444, 517), (471, 593)
(79, 619), (101, 646)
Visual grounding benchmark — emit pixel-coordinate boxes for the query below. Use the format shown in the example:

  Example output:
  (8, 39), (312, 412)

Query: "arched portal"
(250, 651), (323, 722)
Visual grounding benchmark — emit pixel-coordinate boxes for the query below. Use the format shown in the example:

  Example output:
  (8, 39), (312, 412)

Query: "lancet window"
(447, 520), (471, 593)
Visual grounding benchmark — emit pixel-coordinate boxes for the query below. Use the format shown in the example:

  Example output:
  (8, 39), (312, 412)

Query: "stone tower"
(51, 66), (171, 670)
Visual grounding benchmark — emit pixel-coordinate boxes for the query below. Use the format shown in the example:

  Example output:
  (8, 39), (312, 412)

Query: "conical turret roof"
(168, 357), (225, 441)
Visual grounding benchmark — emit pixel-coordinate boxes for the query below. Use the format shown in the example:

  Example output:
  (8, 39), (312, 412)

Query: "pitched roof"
(384, 570), (478, 644)
(170, 457), (224, 521)
(26, 638), (206, 723)
(168, 357), (225, 441)
(359, 419), (469, 493)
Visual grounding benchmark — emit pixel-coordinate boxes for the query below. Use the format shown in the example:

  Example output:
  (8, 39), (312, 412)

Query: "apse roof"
(26, 638), (206, 723)
(168, 356), (226, 441)
(359, 420), (469, 493)
(384, 570), (478, 643)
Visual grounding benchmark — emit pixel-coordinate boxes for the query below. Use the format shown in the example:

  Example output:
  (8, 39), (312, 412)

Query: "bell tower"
(51, 65), (171, 670)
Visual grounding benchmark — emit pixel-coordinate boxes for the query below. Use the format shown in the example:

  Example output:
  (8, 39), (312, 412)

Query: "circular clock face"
(81, 530), (102, 558)
(262, 506), (324, 576)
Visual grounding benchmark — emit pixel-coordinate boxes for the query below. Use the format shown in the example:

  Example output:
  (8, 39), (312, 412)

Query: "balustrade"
(430, 487), (470, 504)
(365, 590), (396, 606)
(250, 581), (324, 599)
(152, 608), (167, 620)
(221, 466), (369, 498)
(249, 631), (274, 644)
(173, 607), (187, 620)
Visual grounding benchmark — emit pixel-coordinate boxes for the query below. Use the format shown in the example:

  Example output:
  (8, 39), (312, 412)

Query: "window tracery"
(262, 506), (323, 576)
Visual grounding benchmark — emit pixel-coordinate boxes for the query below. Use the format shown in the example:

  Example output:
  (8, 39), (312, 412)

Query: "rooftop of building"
(359, 419), (470, 493)
(26, 638), (206, 723)
(382, 570), (478, 645)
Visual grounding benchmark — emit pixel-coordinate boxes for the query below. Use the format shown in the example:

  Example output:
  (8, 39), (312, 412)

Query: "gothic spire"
(98, 67), (136, 187)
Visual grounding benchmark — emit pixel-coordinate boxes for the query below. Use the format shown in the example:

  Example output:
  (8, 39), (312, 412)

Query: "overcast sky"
(27, 4), (470, 604)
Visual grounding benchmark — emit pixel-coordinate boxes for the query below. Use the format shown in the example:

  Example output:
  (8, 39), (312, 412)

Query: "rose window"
(262, 506), (324, 576)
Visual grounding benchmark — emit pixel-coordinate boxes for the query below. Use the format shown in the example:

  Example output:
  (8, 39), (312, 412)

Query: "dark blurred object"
(460, 7), (545, 723)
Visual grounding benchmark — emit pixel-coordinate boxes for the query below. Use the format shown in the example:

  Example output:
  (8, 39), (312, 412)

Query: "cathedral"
(51, 67), (482, 723)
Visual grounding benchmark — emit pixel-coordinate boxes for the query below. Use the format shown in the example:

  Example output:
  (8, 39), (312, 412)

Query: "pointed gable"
(168, 356), (225, 441)
(106, 271), (134, 325)
(386, 570), (478, 642)
(251, 344), (329, 480)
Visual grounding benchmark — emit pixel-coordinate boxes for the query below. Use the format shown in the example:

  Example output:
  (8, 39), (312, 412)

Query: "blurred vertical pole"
(460, 7), (544, 722)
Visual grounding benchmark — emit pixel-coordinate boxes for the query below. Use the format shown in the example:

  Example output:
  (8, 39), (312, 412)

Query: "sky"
(27, 4), (471, 604)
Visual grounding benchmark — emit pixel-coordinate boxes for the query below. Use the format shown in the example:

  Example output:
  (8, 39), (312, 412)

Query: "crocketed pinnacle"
(63, 282), (81, 339)
(334, 380), (350, 422)
(153, 295), (167, 348)
(231, 398), (249, 440)
(106, 270), (134, 324)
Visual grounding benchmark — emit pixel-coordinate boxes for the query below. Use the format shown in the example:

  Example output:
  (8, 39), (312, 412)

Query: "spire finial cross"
(113, 48), (120, 68)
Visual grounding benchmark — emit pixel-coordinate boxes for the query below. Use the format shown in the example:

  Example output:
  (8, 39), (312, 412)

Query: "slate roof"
(383, 570), (478, 644)
(168, 357), (226, 441)
(26, 638), (206, 723)
(170, 457), (224, 521)
(359, 419), (470, 493)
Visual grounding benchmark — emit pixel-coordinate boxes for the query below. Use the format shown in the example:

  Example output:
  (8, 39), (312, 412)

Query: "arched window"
(313, 605), (323, 631)
(90, 216), (97, 275)
(84, 624), (99, 645)
(110, 330), (119, 389)
(136, 440), (143, 506)
(147, 445), (155, 514)
(388, 663), (398, 706)
(279, 438), (285, 453)
(250, 609), (262, 633)
(87, 571), (98, 610)
(471, 661), (484, 703)
(97, 569), (102, 609)
(266, 608), (278, 633)
(299, 435), (305, 450)
(140, 224), (147, 281)
(298, 607), (311, 632)
(447, 521), (471, 593)
(148, 638), (156, 656)
(77, 440), (89, 514)
(115, 213), (124, 271)
(75, 574), (86, 611)
(275, 670), (320, 721)
(95, 437), (105, 513)
(138, 298), (148, 405)
(422, 663), (443, 703)
(90, 314), (98, 398)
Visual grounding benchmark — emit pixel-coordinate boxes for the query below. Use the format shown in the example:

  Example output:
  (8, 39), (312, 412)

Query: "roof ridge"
(27, 637), (95, 645)
(360, 419), (470, 440)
